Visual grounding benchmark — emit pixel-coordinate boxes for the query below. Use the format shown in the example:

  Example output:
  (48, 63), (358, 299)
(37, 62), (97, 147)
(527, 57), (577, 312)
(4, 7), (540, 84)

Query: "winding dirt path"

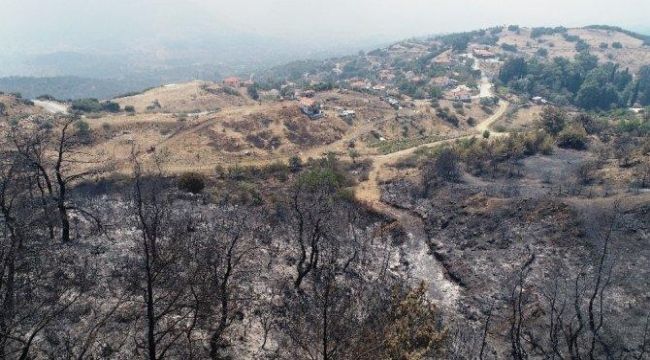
(355, 99), (508, 307)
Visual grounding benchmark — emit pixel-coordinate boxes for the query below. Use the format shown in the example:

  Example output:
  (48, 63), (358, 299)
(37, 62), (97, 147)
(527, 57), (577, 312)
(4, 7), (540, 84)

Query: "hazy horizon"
(2, 0), (649, 98)
(2, 0), (649, 54)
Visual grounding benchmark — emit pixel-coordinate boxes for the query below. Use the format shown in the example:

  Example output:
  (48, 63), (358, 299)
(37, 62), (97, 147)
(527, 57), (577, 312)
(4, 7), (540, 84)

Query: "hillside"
(1, 25), (649, 359)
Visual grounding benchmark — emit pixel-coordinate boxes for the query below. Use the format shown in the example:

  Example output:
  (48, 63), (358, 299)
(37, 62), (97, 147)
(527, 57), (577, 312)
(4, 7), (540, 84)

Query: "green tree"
(177, 172), (206, 194)
(499, 58), (527, 83)
(539, 106), (567, 135)
(575, 67), (621, 110)
(247, 85), (260, 100)
(637, 65), (650, 106)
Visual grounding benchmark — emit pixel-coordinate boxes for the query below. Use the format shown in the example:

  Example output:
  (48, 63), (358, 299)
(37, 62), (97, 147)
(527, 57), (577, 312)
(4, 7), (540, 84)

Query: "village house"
(299, 98), (324, 120)
(222, 76), (241, 87)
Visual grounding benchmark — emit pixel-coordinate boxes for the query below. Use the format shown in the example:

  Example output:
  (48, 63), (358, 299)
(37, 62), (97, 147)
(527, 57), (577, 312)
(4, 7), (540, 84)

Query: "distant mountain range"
(0, 31), (393, 100)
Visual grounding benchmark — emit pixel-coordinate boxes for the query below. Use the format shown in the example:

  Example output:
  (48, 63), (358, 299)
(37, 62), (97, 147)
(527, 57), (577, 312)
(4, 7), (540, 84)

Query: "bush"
(539, 107), (567, 135)
(177, 172), (206, 194)
(430, 87), (443, 99)
(432, 148), (461, 182)
(536, 48), (549, 57)
(501, 43), (518, 52)
(612, 42), (623, 49)
(71, 98), (121, 113)
(575, 40), (590, 52)
(37, 94), (58, 101)
(247, 85), (260, 100)
(483, 130), (490, 139)
(124, 105), (135, 113)
(289, 156), (303, 173)
(557, 125), (588, 150)
(576, 160), (599, 185)
(221, 87), (241, 96)
(574, 113), (606, 135)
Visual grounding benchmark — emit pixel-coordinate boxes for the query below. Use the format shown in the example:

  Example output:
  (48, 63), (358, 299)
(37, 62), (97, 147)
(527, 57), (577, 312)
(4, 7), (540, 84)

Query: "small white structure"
(338, 110), (356, 121)
(532, 96), (548, 105)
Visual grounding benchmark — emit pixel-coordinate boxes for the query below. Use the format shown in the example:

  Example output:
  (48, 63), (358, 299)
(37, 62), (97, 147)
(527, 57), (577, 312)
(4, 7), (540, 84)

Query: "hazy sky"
(1, 0), (649, 53)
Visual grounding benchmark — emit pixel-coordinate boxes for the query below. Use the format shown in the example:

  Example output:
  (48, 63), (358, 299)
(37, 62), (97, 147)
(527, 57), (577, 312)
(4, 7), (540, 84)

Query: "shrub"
(574, 113), (606, 135)
(539, 107), (567, 135)
(501, 43), (518, 52)
(298, 167), (345, 193)
(536, 48), (549, 57)
(576, 160), (599, 185)
(37, 94), (58, 101)
(289, 156), (303, 173)
(575, 40), (590, 52)
(432, 148), (461, 182)
(483, 130), (490, 139)
(557, 125), (588, 150)
(430, 87), (443, 99)
(612, 42), (623, 49)
(124, 105), (135, 113)
(221, 87), (241, 96)
(71, 99), (121, 113)
(247, 85), (260, 100)
(177, 172), (206, 194)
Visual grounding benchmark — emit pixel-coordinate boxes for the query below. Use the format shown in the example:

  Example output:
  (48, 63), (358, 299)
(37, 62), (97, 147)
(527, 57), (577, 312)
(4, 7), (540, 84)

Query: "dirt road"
(353, 99), (508, 307)
(33, 100), (69, 114)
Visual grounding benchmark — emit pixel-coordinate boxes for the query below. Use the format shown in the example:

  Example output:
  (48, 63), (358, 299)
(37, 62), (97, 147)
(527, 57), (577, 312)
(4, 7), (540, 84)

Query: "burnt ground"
(380, 148), (650, 357)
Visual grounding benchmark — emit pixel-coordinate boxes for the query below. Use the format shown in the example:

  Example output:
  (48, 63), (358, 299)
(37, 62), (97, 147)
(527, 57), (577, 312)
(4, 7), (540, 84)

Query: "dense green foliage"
(636, 66), (650, 106)
(177, 172), (206, 194)
(499, 53), (638, 110)
(556, 124), (588, 150)
(71, 98), (121, 113)
(530, 26), (567, 38)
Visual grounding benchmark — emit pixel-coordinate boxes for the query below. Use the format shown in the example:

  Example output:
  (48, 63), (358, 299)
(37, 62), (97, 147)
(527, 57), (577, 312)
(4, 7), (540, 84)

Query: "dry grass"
(114, 81), (255, 113)
(0, 95), (45, 117)
(497, 27), (650, 72)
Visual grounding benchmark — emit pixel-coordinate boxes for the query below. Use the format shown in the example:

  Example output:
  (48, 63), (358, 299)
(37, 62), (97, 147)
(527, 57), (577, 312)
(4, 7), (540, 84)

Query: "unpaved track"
(33, 100), (69, 114)
(355, 100), (508, 307)
(117, 65), (510, 307)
